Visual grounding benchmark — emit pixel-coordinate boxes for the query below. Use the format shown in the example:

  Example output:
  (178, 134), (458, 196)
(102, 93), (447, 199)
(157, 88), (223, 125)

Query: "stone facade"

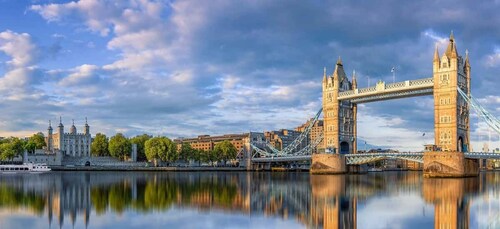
(174, 133), (247, 152)
(310, 153), (346, 174)
(423, 151), (479, 177)
(46, 118), (92, 157)
(433, 32), (470, 152)
(322, 59), (357, 154)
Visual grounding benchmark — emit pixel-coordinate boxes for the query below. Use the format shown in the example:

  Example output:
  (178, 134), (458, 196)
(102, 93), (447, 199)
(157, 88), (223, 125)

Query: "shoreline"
(51, 166), (250, 172)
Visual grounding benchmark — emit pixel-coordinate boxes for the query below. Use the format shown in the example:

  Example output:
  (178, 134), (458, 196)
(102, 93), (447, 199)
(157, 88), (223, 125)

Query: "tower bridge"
(249, 32), (500, 177)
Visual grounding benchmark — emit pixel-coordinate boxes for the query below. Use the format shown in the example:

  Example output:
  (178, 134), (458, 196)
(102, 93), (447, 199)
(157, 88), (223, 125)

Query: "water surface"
(0, 171), (499, 229)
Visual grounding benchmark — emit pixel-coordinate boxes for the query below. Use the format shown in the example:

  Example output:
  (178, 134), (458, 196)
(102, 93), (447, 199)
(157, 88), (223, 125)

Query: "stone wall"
(423, 151), (479, 178)
(62, 156), (146, 167)
(310, 154), (346, 174)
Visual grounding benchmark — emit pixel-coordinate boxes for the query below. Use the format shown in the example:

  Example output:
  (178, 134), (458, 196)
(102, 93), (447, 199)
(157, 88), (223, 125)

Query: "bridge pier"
(423, 151), (479, 178)
(310, 154), (346, 174)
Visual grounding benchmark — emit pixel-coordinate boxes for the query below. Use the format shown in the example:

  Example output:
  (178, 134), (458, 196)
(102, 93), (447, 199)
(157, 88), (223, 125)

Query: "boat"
(368, 167), (383, 172)
(0, 163), (51, 174)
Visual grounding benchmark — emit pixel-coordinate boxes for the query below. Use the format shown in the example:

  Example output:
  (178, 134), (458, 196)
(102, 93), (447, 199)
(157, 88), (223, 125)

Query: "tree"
(0, 137), (25, 161)
(189, 149), (203, 166)
(213, 140), (238, 165)
(92, 133), (109, 157)
(24, 133), (46, 154)
(130, 134), (151, 161)
(108, 133), (132, 160)
(144, 137), (177, 166)
(178, 142), (194, 161)
(202, 149), (218, 166)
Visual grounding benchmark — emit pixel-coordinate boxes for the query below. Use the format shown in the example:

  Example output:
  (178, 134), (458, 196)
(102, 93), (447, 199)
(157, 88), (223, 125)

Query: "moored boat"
(0, 163), (51, 174)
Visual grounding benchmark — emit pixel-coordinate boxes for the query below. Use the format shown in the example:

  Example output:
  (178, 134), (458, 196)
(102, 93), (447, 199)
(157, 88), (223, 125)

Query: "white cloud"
(0, 30), (38, 68)
(485, 47), (500, 67)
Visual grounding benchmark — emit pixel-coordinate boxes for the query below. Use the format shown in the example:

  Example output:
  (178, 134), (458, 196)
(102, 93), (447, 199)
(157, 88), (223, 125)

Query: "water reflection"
(0, 172), (499, 228)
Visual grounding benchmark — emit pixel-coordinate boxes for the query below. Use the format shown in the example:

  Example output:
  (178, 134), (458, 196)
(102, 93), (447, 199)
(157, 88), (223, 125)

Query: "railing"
(358, 87), (376, 93)
(409, 77), (433, 86)
(385, 81), (406, 90)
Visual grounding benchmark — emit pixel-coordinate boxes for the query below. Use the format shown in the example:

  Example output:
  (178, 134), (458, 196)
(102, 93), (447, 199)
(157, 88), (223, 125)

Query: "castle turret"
(70, 119), (76, 134)
(84, 117), (90, 135)
(58, 116), (64, 153)
(47, 120), (53, 151)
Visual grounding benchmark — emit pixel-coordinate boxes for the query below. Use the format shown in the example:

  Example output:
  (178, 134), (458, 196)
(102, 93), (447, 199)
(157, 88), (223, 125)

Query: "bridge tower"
(322, 57), (357, 154)
(425, 32), (478, 178)
(433, 32), (470, 152)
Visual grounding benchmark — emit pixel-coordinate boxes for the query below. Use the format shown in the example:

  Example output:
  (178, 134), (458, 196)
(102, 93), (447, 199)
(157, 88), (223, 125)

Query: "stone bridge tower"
(322, 57), (357, 154)
(433, 32), (470, 152)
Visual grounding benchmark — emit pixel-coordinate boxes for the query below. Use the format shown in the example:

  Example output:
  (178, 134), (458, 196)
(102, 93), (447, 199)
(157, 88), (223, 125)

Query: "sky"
(0, 0), (499, 151)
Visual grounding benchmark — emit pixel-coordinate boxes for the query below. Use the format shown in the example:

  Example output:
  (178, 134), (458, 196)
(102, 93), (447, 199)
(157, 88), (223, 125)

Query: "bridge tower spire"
(433, 32), (470, 152)
(322, 57), (356, 154)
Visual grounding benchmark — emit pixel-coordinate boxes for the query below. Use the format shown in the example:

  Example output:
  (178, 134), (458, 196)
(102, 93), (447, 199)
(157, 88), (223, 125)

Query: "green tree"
(92, 133), (109, 156)
(130, 134), (151, 161)
(0, 137), (25, 161)
(189, 149), (203, 166)
(144, 137), (177, 166)
(108, 133), (132, 160)
(25, 132), (46, 153)
(213, 140), (238, 165)
(178, 142), (194, 161)
(202, 149), (218, 166)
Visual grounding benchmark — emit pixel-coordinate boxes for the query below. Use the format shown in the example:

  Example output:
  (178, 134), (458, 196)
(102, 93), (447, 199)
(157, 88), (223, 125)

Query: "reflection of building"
(310, 175), (357, 229)
(295, 119), (324, 153)
(423, 178), (478, 229)
(49, 183), (91, 228)
(46, 117), (92, 157)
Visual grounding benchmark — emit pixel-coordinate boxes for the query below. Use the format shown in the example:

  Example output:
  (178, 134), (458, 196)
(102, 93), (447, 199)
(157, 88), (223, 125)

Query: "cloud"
(485, 47), (500, 67)
(1, 0), (494, 152)
(0, 30), (38, 68)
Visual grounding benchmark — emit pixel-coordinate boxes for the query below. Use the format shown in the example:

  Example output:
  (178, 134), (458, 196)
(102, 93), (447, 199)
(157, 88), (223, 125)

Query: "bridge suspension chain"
(264, 108), (323, 155)
(458, 87), (500, 134)
(289, 133), (324, 156)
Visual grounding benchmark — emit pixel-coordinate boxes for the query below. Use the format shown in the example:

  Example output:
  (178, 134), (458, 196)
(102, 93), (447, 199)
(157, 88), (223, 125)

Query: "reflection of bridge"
(2, 171), (500, 228)
(249, 33), (500, 176)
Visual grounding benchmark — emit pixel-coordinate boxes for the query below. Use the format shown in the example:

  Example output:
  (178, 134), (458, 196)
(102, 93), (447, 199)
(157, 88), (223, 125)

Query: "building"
(46, 117), (92, 157)
(174, 133), (247, 152)
(264, 129), (303, 151)
(295, 119), (324, 153)
(322, 59), (357, 154)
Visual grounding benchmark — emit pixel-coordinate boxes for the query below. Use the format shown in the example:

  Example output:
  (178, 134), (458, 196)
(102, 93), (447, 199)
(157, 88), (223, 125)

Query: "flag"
(391, 67), (395, 73)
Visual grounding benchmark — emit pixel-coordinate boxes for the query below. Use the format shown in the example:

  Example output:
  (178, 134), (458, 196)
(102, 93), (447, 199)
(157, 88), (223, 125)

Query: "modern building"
(46, 117), (92, 157)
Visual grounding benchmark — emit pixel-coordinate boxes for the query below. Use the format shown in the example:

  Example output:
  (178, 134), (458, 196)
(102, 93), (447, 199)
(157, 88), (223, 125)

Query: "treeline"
(91, 133), (238, 165)
(0, 133), (46, 161)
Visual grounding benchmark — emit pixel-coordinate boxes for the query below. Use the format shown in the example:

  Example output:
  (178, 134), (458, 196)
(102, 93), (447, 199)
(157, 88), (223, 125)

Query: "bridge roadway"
(337, 77), (433, 103)
(251, 152), (500, 164)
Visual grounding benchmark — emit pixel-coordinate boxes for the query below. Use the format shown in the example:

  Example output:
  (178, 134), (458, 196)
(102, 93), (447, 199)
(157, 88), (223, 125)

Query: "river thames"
(0, 171), (499, 229)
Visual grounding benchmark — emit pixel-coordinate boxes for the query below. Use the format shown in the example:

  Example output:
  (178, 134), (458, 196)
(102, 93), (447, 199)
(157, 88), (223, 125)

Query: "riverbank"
(51, 166), (315, 172)
(51, 166), (248, 171)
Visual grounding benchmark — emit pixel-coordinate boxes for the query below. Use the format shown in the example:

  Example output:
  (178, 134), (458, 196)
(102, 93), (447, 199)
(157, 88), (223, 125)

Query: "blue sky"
(0, 0), (499, 151)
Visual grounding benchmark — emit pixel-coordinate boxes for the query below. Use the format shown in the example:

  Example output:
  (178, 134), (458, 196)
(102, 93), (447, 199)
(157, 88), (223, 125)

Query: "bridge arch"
(340, 141), (350, 154)
(458, 136), (464, 152)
